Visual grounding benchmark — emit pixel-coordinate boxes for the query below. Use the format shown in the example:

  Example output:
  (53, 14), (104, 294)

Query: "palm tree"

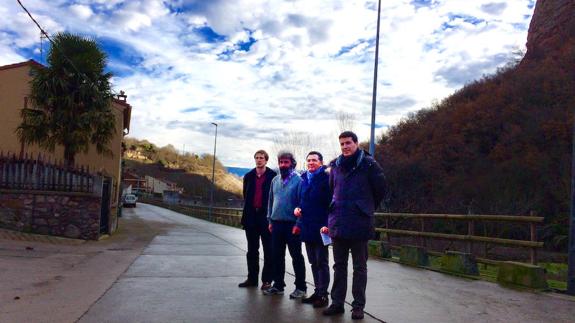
(17, 32), (116, 168)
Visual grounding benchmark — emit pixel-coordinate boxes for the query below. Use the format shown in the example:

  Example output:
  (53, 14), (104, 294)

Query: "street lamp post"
(369, 0), (382, 156)
(568, 115), (575, 295)
(209, 122), (218, 222)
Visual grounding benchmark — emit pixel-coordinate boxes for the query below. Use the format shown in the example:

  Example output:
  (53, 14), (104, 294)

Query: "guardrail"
(142, 200), (545, 265)
(374, 212), (544, 265)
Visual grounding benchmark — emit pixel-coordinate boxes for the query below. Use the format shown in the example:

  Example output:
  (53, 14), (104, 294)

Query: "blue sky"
(0, 0), (535, 167)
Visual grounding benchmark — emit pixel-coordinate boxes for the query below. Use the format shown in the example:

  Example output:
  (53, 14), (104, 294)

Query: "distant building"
(122, 171), (148, 195)
(145, 175), (182, 196)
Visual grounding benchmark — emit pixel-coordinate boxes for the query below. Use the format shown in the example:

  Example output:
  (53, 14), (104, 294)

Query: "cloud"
(480, 2), (508, 15)
(0, 0), (536, 166)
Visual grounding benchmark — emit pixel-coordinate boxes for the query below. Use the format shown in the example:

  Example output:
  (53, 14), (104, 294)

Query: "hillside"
(123, 137), (242, 199)
(376, 0), (575, 250)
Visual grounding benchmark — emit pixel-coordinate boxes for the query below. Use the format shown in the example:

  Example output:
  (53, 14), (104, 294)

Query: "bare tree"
(336, 111), (357, 133)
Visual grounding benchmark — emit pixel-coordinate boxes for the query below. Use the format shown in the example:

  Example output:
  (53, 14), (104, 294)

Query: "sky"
(1, 0), (536, 168)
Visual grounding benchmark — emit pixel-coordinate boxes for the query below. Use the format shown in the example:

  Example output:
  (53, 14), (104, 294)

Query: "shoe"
(313, 296), (329, 308)
(323, 304), (345, 316)
(260, 282), (272, 290)
(351, 307), (364, 320)
(238, 279), (257, 288)
(263, 286), (284, 295)
(301, 293), (318, 304)
(289, 289), (307, 299)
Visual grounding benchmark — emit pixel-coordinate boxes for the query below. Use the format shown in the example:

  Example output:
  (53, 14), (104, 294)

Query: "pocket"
(355, 199), (374, 217)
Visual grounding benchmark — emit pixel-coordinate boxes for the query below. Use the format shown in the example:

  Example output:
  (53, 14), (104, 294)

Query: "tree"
(17, 32), (116, 168)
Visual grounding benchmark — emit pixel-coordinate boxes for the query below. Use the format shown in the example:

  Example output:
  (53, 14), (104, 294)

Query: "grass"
(399, 253), (568, 290)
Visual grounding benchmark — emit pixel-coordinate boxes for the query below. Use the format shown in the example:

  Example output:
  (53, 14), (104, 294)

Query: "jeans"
(271, 220), (306, 291)
(330, 238), (368, 309)
(305, 242), (330, 296)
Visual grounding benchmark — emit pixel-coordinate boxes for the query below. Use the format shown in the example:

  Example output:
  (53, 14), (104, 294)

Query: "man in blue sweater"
(263, 151), (306, 299)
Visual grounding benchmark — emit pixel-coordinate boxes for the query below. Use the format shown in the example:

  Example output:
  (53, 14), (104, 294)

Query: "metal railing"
(0, 152), (94, 193)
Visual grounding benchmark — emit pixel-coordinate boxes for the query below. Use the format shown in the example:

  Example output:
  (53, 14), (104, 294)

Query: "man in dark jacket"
(322, 131), (386, 320)
(238, 150), (277, 290)
(294, 151), (332, 308)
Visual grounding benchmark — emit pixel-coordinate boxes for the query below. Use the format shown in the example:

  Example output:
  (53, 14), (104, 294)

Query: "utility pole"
(209, 122), (218, 221)
(369, 0), (382, 156)
(568, 113), (575, 295)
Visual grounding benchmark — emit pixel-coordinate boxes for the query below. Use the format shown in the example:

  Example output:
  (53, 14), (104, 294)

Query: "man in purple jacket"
(322, 131), (386, 320)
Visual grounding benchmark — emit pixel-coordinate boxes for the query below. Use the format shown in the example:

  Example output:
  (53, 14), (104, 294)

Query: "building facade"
(0, 60), (132, 236)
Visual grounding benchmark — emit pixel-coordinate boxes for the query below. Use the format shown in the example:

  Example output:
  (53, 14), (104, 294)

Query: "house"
(0, 60), (132, 238)
(122, 171), (148, 195)
(145, 175), (182, 196)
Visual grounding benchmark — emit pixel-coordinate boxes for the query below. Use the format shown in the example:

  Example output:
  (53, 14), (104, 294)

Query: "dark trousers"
(245, 225), (273, 283)
(330, 238), (368, 309)
(271, 220), (306, 291)
(305, 242), (330, 296)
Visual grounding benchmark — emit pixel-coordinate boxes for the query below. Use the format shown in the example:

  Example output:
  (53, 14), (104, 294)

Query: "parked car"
(123, 194), (137, 208)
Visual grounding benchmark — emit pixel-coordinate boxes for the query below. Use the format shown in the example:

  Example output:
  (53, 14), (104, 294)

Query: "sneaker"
(289, 289), (307, 299)
(323, 304), (345, 316)
(313, 296), (329, 308)
(260, 282), (272, 291)
(238, 279), (257, 288)
(301, 293), (318, 304)
(351, 307), (364, 320)
(263, 286), (284, 296)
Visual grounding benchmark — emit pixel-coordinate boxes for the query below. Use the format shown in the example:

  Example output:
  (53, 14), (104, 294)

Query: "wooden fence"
(142, 201), (545, 265)
(374, 212), (544, 265)
(0, 152), (94, 193)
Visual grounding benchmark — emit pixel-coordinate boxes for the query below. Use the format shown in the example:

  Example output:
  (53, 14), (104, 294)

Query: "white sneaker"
(289, 289), (307, 299)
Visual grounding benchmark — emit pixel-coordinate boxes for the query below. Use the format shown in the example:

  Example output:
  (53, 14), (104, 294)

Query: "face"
(306, 154), (322, 173)
(254, 153), (267, 168)
(278, 158), (292, 169)
(340, 137), (359, 157)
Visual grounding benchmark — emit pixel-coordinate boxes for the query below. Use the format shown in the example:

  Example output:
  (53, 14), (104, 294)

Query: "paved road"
(77, 203), (575, 323)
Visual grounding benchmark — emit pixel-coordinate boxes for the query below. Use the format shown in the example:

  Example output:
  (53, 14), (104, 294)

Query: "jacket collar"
(335, 150), (365, 169)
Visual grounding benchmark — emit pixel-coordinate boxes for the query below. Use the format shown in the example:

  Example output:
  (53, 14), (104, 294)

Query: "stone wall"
(0, 190), (102, 240)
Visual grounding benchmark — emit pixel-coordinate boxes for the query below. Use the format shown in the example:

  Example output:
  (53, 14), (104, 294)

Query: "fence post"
(530, 211), (537, 265)
(420, 217), (426, 248)
(385, 216), (391, 245)
(467, 218), (474, 254)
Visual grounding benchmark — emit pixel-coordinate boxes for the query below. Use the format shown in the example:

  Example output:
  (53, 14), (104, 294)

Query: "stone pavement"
(79, 203), (575, 323)
(2, 203), (575, 323)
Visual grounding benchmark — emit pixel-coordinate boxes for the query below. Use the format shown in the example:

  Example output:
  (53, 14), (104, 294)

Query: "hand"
(268, 224), (273, 233)
(320, 226), (329, 234)
(294, 207), (302, 217)
(292, 226), (301, 235)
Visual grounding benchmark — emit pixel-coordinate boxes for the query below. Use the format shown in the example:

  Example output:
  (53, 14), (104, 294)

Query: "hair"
(339, 131), (358, 143)
(306, 151), (323, 162)
(254, 150), (269, 161)
(277, 151), (297, 168)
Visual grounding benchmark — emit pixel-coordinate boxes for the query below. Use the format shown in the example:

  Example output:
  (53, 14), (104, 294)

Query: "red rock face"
(524, 0), (575, 60)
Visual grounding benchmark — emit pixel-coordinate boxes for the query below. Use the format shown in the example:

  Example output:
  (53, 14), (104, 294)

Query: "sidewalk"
(0, 209), (173, 323)
(80, 204), (575, 323)
(2, 203), (574, 323)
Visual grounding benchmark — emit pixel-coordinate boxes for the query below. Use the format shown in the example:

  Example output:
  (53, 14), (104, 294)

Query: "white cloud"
(69, 4), (93, 19)
(0, 0), (536, 167)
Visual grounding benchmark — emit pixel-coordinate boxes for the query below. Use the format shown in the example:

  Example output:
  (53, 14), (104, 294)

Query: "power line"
(16, 0), (120, 97)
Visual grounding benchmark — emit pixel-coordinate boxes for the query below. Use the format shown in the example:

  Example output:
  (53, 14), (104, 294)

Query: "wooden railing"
(145, 202), (544, 264)
(374, 212), (544, 265)
(0, 152), (94, 193)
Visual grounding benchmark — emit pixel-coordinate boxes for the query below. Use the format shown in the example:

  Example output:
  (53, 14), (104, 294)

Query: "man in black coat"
(322, 131), (387, 320)
(238, 150), (277, 290)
